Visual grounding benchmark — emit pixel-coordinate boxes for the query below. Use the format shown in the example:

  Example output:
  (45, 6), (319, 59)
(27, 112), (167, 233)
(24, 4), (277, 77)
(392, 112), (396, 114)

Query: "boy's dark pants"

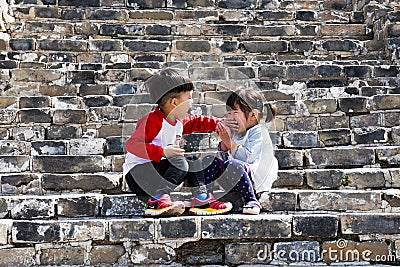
(125, 155), (207, 198)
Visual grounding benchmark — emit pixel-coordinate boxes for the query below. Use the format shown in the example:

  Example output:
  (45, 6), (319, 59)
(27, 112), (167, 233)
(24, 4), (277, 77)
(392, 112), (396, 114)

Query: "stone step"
(0, 167), (398, 195)
(1, 145), (398, 173)
(0, 189), (398, 220)
(1, 212), (399, 265)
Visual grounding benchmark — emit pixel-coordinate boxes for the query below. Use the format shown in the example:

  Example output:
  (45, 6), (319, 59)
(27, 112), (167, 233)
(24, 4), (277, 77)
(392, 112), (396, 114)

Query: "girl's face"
(227, 104), (257, 134)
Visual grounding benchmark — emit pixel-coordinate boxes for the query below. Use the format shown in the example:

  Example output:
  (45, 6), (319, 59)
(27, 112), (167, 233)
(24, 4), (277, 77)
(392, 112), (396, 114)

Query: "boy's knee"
(169, 156), (189, 172)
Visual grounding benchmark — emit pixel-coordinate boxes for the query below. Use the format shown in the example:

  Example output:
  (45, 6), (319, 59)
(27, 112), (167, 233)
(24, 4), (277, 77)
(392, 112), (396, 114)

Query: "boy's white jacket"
(230, 124), (278, 193)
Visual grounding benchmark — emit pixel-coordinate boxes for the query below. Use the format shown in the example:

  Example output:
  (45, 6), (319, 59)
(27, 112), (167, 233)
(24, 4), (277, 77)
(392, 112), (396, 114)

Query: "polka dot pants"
(202, 155), (257, 203)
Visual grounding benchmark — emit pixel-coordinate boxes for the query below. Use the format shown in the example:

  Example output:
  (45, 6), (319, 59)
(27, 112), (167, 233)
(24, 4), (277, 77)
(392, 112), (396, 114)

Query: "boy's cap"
(145, 69), (192, 104)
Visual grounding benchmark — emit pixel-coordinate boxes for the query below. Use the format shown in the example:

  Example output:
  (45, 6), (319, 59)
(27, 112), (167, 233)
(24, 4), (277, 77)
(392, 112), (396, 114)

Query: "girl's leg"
(222, 159), (258, 203)
(202, 155), (225, 193)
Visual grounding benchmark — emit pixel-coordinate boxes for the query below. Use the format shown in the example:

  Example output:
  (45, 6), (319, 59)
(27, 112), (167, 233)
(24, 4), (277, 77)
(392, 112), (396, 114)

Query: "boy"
(123, 69), (233, 217)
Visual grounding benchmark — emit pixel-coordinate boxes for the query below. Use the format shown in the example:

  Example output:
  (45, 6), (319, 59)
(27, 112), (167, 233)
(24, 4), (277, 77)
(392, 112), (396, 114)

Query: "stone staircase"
(0, 0), (400, 266)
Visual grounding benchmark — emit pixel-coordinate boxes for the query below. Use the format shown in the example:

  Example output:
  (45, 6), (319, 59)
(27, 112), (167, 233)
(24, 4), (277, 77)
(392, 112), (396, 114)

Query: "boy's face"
(172, 90), (193, 119)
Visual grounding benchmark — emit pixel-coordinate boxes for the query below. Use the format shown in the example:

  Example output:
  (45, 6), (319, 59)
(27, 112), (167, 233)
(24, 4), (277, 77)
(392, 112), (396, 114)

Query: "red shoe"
(144, 194), (185, 217)
(189, 193), (233, 215)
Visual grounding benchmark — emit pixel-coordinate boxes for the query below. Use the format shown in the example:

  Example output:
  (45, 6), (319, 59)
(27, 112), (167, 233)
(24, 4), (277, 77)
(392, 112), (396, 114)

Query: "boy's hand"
(222, 117), (239, 133)
(216, 122), (232, 149)
(163, 145), (185, 158)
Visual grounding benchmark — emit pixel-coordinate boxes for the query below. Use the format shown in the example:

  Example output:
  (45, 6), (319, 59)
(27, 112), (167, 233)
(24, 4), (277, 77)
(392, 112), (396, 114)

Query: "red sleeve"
(125, 112), (164, 162)
(182, 114), (222, 134)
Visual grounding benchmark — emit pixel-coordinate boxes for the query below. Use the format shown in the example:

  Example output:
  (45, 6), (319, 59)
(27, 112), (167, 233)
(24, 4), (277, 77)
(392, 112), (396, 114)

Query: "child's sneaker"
(145, 194), (185, 217)
(243, 200), (261, 215)
(189, 193), (233, 215)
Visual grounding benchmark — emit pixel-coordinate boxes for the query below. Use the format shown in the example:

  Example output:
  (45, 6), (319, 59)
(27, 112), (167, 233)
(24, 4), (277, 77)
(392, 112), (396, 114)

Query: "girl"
(203, 89), (278, 215)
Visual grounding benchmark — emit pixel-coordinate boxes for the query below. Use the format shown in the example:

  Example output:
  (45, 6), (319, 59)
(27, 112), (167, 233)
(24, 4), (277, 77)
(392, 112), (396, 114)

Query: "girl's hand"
(163, 145), (185, 158)
(216, 122), (232, 149)
(222, 117), (239, 133)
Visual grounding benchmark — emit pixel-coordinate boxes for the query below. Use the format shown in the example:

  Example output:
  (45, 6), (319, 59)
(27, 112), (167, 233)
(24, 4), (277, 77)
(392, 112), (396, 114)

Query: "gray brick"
(31, 141), (66, 155)
(101, 195), (145, 216)
(0, 109), (17, 124)
(225, 242), (273, 264)
(12, 126), (45, 141)
(306, 147), (375, 167)
(35, 6), (58, 18)
(316, 65), (342, 77)
(47, 125), (81, 140)
(58, 196), (98, 217)
(10, 198), (55, 219)
(0, 156), (30, 173)
(53, 109), (87, 124)
(160, 217), (198, 239)
(344, 65), (372, 78)
(321, 39), (360, 51)
(259, 191), (297, 211)
(0, 141), (30, 156)
(376, 146), (400, 165)
(0, 198), (7, 218)
(189, 67), (226, 81)
(218, 0), (256, 8)
(243, 41), (288, 53)
(19, 96), (50, 109)
(288, 65), (315, 80)
(59, 0), (100, 5)
(259, 65), (286, 80)
(290, 40), (314, 52)
(306, 170), (343, 189)
(0, 248), (36, 267)
(130, 10), (173, 20)
(89, 40), (123, 51)
(350, 113), (382, 128)
(10, 39), (34, 50)
(201, 215), (291, 239)
(127, 0), (165, 8)
(354, 127), (388, 144)
(248, 25), (296, 36)
(341, 214), (400, 234)
(373, 95), (400, 110)
(393, 126), (400, 143)
(12, 69), (62, 82)
(69, 138), (105, 155)
(41, 246), (85, 266)
(38, 39), (87, 51)
(319, 128), (351, 146)
(109, 219), (155, 242)
(130, 244), (175, 265)
(100, 24), (143, 36)
(343, 168), (386, 189)
(33, 155), (104, 173)
(299, 191), (381, 211)
(319, 116), (350, 129)
(12, 221), (60, 243)
(1, 173), (40, 195)
(175, 40), (211, 52)
(338, 97), (370, 113)
(90, 245), (126, 265)
(374, 66), (399, 77)
(124, 40), (170, 52)
(296, 10), (316, 21)
(274, 100), (296, 115)
(42, 173), (119, 192)
(275, 149), (304, 168)
(18, 109), (52, 123)
(287, 117), (318, 131)
(61, 220), (105, 241)
(256, 11), (293, 20)
(273, 170), (304, 188)
(146, 24), (171, 35)
(293, 215), (338, 237)
(283, 132), (318, 148)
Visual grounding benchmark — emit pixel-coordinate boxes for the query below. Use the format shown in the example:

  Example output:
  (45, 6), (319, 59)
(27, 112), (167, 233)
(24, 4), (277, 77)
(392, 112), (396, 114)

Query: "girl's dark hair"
(226, 89), (276, 123)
